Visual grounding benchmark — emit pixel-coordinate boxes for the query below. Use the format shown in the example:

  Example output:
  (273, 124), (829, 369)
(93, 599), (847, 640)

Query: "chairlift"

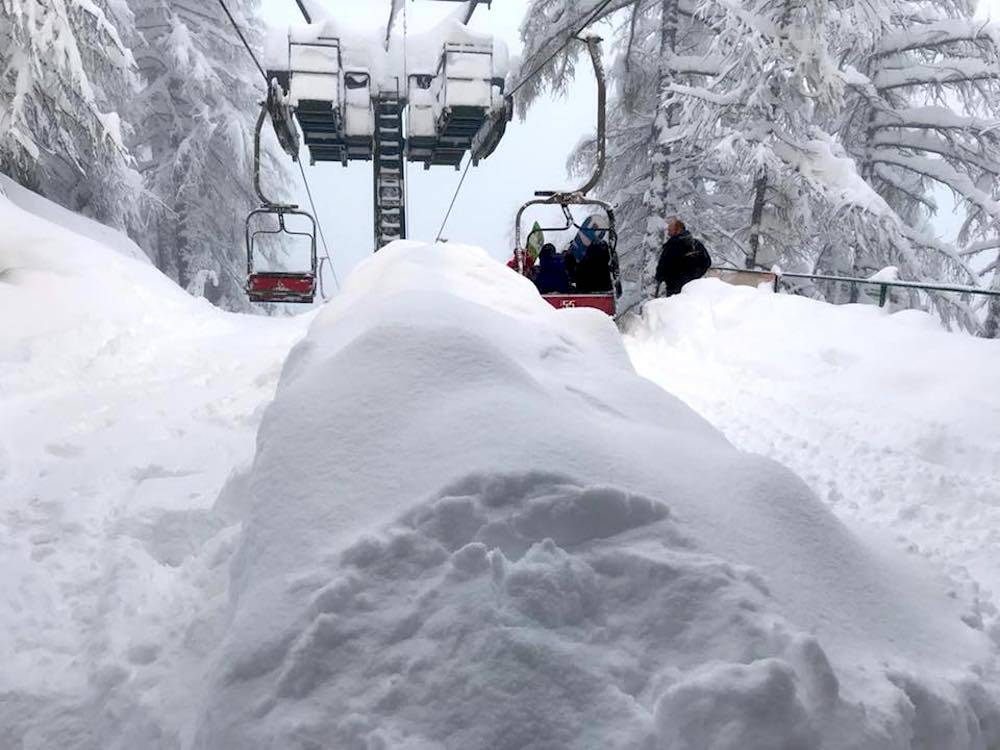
(246, 207), (318, 303)
(245, 83), (319, 304)
(515, 192), (622, 316)
(511, 36), (622, 316)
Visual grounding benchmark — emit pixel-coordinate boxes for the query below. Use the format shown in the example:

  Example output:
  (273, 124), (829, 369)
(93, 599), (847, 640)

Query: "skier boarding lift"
(512, 36), (622, 316)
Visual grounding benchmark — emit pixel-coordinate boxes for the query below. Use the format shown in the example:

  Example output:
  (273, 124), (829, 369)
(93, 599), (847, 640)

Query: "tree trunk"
(747, 171), (768, 269)
(746, 0), (794, 272)
(640, 0), (679, 292)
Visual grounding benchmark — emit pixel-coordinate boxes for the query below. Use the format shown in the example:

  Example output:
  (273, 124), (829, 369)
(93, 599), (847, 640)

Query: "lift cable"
(435, 0), (616, 240)
(216, 0), (269, 85)
(298, 160), (341, 294)
(435, 156), (474, 242)
(507, 0), (616, 98)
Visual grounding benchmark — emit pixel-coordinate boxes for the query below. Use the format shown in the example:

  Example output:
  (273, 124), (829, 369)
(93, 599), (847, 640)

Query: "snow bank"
(0, 190), (309, 747)
(626, 279), (1000, 646)
(195, 243), (999, 749)
(0, 172), (149, 263)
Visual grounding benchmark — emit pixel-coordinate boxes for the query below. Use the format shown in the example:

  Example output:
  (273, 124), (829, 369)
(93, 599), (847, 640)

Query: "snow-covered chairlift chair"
(432, 42), (499, 167)
(246, 208), (318, 304)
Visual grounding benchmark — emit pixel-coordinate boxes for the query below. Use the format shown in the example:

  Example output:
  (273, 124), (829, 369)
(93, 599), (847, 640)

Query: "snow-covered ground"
(0, 192), (310, 745)
(624, 281), (1000, 640)
(3, 189), (1000, 748)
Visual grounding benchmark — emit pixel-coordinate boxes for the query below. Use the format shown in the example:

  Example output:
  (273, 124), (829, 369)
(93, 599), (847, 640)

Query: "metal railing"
(775, 270), (1000, 307)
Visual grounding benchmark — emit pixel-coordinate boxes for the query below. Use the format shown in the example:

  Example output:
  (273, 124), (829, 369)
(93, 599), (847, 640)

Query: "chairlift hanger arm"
(253, 96), (299, 209)
(576, 36), (606, 196)
(293, 0), (331, 24)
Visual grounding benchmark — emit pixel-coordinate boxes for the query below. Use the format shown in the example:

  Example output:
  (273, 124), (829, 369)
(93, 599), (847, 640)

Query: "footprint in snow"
(45, 443), (84, 458)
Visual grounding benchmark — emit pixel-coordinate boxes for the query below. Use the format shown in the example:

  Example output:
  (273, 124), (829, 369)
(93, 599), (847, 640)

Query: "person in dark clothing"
(575, 241), (614, 293)
(534, 243), (571, 294)
(655, 219), (712, 296)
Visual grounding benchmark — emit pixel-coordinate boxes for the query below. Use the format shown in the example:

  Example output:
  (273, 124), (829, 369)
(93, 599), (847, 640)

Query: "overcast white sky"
(260, 0), (598, 286)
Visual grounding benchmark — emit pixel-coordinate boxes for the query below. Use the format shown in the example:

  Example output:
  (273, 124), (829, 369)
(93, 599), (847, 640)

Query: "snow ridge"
(194, 243), (1000, 750)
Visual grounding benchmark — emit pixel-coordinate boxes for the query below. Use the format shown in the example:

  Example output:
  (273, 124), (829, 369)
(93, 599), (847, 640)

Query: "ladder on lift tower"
(374, 91), (406, 248)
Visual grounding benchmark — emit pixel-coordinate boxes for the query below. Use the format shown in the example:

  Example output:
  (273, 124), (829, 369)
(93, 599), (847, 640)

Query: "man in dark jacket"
(655, 219), (712, 297)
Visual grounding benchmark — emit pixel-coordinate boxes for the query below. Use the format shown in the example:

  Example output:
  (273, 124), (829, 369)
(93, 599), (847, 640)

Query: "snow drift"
(0, 190), (308, 748)
(0, 173), (150, 264)
(194, 242), (999, 749)
(625, 278), (1000, 651)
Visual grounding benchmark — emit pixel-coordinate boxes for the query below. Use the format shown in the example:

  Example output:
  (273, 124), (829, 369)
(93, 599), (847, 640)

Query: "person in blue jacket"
(533, 243), (571, 294)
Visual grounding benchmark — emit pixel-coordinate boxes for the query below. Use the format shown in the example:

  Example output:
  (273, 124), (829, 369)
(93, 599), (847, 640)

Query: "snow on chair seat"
(247, 272), (317, 304)
(343, 71), (374, 140)
(288, 39), (342, 107)
(543, 294), (616, 315)
(439, 43), (494, 109)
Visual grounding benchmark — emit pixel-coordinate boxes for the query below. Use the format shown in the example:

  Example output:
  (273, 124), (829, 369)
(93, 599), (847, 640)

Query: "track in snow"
(624, 283), (1000, 639)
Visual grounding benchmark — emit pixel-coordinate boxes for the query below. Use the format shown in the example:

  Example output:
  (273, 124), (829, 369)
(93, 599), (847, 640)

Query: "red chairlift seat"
(247, 271), (317, 303)
(541, 293), (616, 315)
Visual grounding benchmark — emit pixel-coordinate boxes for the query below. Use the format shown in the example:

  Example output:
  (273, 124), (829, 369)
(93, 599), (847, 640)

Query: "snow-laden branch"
(872, 164), (939, 214)
(668, 54), (723, 76)
(874, 58), (999, 90)
(667, 81), (743, 106)
(871, 106), (1000, 133)
(871, 149), (1000, 223)
(877, 19), (1000, 57)
(960, 238), (1000, 255)
(872, 131), (1000, 175)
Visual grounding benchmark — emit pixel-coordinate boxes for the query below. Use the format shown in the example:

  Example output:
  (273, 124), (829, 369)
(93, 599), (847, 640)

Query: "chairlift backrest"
(438, 42), (496, 109)
(288, 39), (342, 107)
(343, 70), (373, 138)
(246, 206), (318, 275)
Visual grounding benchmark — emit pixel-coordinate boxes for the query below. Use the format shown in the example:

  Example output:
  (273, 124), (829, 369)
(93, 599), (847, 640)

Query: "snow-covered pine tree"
(836, 0), (1000, 331)
(0, 0), (142, 231)
(690, 0), (866, 272)
(129, 0), (284, 309)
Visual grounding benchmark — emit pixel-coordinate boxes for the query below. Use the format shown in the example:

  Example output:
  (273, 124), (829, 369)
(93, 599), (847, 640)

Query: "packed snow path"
(3, 188), (1000, 748)
(624, 282), (1000, 638)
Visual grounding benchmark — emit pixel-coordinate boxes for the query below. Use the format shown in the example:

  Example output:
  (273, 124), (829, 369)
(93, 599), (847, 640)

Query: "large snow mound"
(194, 242), (1000, 749)
(0, 191), (309, 746)
(0, 173), (149, 263)
(625, 278), (1000, 645)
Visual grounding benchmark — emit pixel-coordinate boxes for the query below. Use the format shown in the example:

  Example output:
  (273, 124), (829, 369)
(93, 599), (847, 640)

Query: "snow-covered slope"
(3, 194), (999, 749)
(0, 192), (310, 746)
(195, 243), (998, 749)
(0, 173), (150, 263)
(625, 280), (1000, 640)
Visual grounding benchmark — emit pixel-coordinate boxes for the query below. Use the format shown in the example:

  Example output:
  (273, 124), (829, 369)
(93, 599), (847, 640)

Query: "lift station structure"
(264, 0), (512, 250)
